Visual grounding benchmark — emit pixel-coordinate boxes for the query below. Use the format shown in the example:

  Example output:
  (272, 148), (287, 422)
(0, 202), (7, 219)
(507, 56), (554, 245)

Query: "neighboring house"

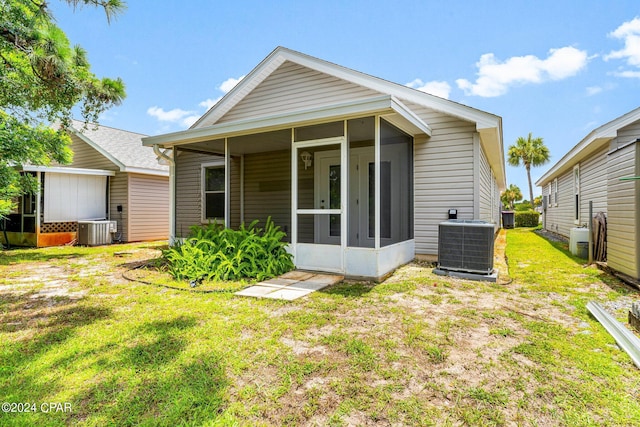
(1, 121), (169, 247)
(536, 107), (640, 281)
(143, 47), (506, 280)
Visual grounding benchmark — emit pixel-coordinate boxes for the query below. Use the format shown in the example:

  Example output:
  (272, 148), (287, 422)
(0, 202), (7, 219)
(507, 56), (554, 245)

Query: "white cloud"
(199, 98), (221, 109)
(586, 86), (603, 96)
(147, 106), (198, 127)
(605, 17), (640, 66)
(456, 46), (588, 97)
(218, 75), (245, 93)
(406, 79), (451, 99)
(148, 75), (245, 129)
(613, 70), (640, 78)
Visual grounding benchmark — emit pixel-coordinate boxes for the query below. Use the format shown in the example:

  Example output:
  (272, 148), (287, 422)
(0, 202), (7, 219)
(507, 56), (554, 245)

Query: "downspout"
(153, 145), (176, 245)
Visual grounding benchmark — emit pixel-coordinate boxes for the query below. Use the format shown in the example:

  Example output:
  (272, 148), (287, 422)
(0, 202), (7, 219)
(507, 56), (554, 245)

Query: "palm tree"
(507, 133), (550, 205)
(500, 184), (523, 210)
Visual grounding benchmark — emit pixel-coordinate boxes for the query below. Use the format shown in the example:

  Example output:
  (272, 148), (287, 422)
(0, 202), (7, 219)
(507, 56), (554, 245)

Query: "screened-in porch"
(170, 100), (427, 279)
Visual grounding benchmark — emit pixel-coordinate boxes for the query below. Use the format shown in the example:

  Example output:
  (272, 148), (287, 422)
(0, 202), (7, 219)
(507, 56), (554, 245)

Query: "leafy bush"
(515, 210), (540, 227)
(514, 201), (533, 211)
(163, 217), (294, 282)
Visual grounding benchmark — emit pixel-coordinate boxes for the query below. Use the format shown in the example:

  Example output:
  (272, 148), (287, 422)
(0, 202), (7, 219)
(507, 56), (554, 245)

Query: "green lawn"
(1, 229), (639, 426)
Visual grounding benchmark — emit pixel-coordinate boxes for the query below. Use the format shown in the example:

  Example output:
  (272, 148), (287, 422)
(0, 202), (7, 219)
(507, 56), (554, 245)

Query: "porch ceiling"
(142, 95), (431, 153)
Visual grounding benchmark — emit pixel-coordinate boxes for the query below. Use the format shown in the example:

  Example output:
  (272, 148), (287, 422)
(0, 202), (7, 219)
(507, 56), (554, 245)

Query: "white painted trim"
(294, 136), (345, 148)
(374, 116), (381, 249)
(224, 138), (230, 228)
(536, 106), (640, 186)
(201, 159), (226, 224)
(35, 171), (41, 229)
(290, 128), (297, 260)
(240, 154), (245, 224)
(21, 165), (115, 176)
(297, 209), (342, 215)
(573, 164), (581, 225)
(143, 96), (430, 148)
(121, 167), (169, 177)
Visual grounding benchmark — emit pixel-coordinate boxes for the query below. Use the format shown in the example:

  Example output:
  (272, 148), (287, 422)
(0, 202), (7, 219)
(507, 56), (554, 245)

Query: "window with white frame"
(573, 165), (580, 223)
(553, 178), (558, 206)
(202, 162), (225, 222)
(547, 183), (552, 208)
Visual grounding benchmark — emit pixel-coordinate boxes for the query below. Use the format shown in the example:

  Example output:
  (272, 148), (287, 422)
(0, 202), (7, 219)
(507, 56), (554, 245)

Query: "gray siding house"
(1, 122), (169, 247)
(536, 107), (640, 281)
(143, 47), (506, 280)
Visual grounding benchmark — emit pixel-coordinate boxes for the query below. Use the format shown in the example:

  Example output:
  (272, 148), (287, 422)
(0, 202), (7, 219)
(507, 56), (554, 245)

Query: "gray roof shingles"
(70, 120), (168, 174)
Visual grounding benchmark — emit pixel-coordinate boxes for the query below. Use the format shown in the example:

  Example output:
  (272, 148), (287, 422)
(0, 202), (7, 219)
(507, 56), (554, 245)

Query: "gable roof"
(70, 120), (168, 177)
(536, 106), (640, 186)
(193, 46), (501, 131)
(142, 46), (504, 186)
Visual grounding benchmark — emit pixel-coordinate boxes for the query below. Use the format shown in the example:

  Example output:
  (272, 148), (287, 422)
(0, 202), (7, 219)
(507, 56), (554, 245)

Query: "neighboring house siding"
(544, 171), (574, 237)
(127, 173), (170, 241)
(67, 135), (117, 171)
(217, 61), (381, 124)
(579, 146), (608, 222)
(174, 149), (240, 238)
(406, 102), (476, 255)
(607, 140), (639, 279)
(243, 150), (292, 238)
(109, 173), (129, 242)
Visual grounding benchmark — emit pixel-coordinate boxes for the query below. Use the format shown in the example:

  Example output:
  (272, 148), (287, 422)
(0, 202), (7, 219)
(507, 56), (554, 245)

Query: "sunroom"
(145, 95), (431, 280)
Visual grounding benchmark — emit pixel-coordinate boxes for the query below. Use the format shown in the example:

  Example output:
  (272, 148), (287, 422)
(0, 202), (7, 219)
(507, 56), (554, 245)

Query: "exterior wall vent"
(78, 220), (115, 246)
(437, 220), (495, 274)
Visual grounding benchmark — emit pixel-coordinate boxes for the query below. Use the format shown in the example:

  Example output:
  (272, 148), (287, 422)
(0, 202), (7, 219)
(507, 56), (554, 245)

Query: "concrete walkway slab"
(236, 271), (343, 301)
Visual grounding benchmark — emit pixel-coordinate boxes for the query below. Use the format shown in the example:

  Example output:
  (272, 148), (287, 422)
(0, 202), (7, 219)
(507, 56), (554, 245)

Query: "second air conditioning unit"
(78, 220), (116, 246)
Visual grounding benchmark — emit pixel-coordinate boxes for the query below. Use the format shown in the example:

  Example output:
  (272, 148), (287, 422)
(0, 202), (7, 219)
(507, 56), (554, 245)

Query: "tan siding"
(243, 150), (292, 239)
(217, 61), (381, 123)
(174, 150), (241, 238)
(127, 173), (170, 241)
(109, 172), (129, 242)
(66, 135), (117, 170)
(407, 103), (476, 255)
(607, 142), (639, 278)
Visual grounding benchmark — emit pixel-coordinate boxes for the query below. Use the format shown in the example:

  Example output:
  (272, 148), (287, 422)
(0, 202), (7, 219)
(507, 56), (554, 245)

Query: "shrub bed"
(163, 217), (294, 282)
(515, 210), (540, 227)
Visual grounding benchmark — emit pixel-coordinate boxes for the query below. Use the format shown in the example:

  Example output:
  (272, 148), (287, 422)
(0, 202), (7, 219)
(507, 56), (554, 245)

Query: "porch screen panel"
(380, 119), (413, 247)
(44, 173), (107, 222)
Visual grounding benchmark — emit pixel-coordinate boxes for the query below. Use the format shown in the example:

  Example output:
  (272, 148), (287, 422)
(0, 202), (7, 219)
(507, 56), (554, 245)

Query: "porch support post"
(290, 128), (297, 259)
(374, 116), (381, 250)
(36, 171), (41, 233)
(240, 154), (245, 225)
(340, 120), (348, 258)
(224, 137), (230, 228)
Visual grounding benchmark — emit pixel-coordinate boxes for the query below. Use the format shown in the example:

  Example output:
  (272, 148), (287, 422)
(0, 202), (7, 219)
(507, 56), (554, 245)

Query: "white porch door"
(316, 147), (404, 248)
(316, 156), (342, 245)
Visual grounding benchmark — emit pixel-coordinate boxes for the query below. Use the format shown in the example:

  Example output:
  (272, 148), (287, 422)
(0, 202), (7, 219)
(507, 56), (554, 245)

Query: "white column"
(374, 116), (381, 249)
(224, 138), (230, 228)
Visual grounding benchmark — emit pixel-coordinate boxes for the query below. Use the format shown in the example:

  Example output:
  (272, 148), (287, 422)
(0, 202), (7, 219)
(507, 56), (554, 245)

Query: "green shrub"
(163, 217), (294, 282)
(515, 210), (540, 227)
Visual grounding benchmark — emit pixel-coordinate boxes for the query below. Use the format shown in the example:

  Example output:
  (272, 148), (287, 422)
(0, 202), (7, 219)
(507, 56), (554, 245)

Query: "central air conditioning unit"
(438, 220), (495, 274)
(77, 220), (115, 246)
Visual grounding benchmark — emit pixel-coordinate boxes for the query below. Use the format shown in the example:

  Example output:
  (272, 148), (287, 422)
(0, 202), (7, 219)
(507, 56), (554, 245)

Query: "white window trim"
(573, 164), (580, 225)
(553, 178), (558, 207)
(201, 160), (226, 224)
(547, 183), (552, 209)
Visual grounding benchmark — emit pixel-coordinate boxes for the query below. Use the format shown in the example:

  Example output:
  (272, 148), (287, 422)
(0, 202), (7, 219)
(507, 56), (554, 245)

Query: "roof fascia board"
(70, 127), (127, 172)
(21, 165), (116, 176)
(143, 95), (428, 148)
(191, 47), (287, 128)
(277, 48), (501, 130)
(121, 167), (170, 177)
(536, 107), (640, 186)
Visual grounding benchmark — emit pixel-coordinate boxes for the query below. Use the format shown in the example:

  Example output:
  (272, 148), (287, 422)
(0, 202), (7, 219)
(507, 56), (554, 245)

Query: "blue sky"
(50, 0), (640, 199)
